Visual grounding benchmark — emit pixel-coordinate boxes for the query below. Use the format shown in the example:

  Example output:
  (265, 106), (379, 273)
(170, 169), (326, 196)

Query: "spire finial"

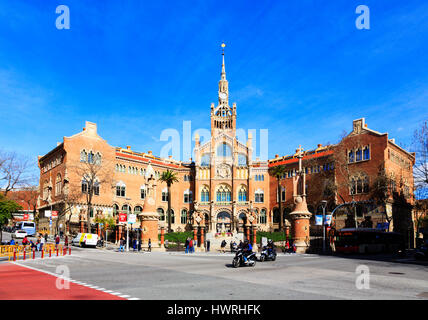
(221, 42), (226, 80)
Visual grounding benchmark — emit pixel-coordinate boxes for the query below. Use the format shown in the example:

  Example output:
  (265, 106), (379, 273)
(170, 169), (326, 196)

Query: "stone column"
(252, 225), (257, 246)
(160, 226), (165, 247)
(140, 212), (163, 251)
(80, 221), (84, 233)
(245, 224), (250, 241)
(200, 227), (204, 247)
(193, 226), (197, 241)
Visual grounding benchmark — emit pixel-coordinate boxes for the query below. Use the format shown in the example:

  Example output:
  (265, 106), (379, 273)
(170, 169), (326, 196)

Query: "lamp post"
(321, 200), (328, 253)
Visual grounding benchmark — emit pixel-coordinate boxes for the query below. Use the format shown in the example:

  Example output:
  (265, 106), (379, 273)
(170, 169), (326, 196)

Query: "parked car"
(12, 230), (28, 239)
(72, 233), (99, 248)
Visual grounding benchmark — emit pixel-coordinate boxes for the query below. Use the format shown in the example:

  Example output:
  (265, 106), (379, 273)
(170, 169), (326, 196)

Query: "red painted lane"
(0, 263), (126, 300)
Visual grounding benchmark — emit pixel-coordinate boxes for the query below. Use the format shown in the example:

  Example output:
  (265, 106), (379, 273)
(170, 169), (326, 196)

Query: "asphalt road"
(7, 246), (428, 300)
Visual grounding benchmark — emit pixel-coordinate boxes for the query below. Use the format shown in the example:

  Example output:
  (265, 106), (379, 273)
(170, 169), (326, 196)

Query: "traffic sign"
(119, 212), (127, 223)
(23, 214), (29, 220)
(52, 211), (58, 218)
(128, 214), (136, 224)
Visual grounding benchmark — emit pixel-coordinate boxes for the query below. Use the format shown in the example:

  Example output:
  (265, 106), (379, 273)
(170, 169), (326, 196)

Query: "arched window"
(181, 209), (187, 224)
(113, 204), (119, 216)
(116, 182), (126, 197)
(81, 179), (88, 193)
(238, 186), (247, 202)
(183, 189), (192, 203)
(162, 188), (168, 202)
(201, 154), (210, 167)
(216, 142), (232, 157)
(348, 150), (354, 163)
(80, 150), (87, 162)
(277, 187), (286, 202)
(238, 154), (247, 166)
(356, 148), (362, 162)
(363, 146), (370, 160)
(259, 209), (267, 224)
(157, 208), (165, 221)
(216, 185), (231, 202)
(140, 186), (146, 200)
(255, 189), (264, 203)
(88, 151), (94, 164)
(122, 204), (131, 214)
(201, 186), (210, 203)
(350, 174), (369, 195)
(55, 174), (62, 195)
(95, 152), (101, 165)
(93, 181), (100, 196)
(273, 208), (280, 223)
(134, 206), (142, 214)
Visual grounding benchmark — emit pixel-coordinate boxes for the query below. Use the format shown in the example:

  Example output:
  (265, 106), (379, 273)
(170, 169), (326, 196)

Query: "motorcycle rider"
(266, 239), (275, 256)
(242, 239), (253, 263)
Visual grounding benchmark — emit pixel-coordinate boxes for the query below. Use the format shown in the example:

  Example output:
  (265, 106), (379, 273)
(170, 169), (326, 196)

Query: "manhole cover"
(388, 272), (405, 275)
(417, 292), (428, 298)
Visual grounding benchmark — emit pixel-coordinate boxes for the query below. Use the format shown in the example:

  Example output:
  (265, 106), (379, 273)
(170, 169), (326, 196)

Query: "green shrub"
(256, 231), (292, 243)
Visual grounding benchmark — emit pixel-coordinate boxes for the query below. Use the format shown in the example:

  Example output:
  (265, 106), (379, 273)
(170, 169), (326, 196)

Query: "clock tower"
(211, 43), (237, 138)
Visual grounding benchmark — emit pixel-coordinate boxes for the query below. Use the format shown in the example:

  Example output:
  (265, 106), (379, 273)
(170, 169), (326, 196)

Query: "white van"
(72, 233), (99, 248)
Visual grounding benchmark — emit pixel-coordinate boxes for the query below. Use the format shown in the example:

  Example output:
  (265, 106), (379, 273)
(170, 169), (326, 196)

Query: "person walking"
(44, 233), (48, 243)
(221, 239), (227, 253)
(119, 237), (125, 252)
(64, 235), (69, 248)
(148, 238), (152, 252)
(185, 238), (190, 254)
(40, 234), (46, 252)
(189, 239), (194, 253)
(55, 234), (60, 250)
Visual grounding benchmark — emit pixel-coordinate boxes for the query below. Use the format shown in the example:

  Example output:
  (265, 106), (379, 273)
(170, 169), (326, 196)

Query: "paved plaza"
(1, 246), (427, 300)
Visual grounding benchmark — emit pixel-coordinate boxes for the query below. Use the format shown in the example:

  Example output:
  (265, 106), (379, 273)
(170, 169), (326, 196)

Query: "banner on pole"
(315, 215), (323, 226)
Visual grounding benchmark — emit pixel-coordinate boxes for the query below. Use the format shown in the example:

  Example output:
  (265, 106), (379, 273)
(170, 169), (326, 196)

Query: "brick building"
(36, 49), (417, 248)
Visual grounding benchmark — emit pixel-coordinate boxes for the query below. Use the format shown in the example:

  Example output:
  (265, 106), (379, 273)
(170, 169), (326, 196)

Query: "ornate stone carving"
(216, 163), (231, 178)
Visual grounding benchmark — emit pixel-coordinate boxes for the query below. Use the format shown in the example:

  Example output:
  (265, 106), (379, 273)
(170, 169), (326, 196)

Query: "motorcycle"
(259, 246), (277, 262)
(232, 249), (256, 268)
(414, 245), (428, 260)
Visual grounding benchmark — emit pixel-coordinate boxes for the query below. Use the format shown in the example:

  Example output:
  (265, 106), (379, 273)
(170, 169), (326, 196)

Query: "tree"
(268, 165), (287, 231)
(0, 151), (35, 196)
(159, 170), (179, 233)
(69, 159), (115, 234)
(412, 120), (428, 199)
(0, 194), (21, 243)
(8, 187), (39, 226)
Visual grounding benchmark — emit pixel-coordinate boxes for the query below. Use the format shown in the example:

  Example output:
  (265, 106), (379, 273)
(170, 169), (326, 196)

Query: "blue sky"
(0, 0), (427, 176)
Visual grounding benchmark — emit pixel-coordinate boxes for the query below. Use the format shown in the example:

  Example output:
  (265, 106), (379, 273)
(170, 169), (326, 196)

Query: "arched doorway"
(216, 211), (231, 233)
(238, 212), (247, 233)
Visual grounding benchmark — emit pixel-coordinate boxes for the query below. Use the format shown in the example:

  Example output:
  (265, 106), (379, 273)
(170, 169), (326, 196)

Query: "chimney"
(317, 144), (322, 148)
(275, 154), (279, 158)
(148, 151), (152, 155)
(126, 146), (131, 150)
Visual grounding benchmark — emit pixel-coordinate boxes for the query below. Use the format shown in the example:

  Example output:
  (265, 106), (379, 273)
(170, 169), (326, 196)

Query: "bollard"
(41, 249), (44, 259)
(23, 249), (26, 260)
(69, 247), (71, 255)
(33, 248), (35, 259)
(56, 249), (59, 256)
(13, 249), (16, 261)
(49, 249), (51, 258)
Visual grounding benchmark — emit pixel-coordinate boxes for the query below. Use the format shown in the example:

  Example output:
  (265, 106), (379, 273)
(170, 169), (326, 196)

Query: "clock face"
(219, 92), (227, 100)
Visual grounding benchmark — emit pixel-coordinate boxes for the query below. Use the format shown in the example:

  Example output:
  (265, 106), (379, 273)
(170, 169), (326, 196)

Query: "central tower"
(210, 43), (237, 138)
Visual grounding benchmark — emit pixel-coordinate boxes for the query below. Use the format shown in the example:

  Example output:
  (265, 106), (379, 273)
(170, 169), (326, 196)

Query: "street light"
(321, 200), (328, 253)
